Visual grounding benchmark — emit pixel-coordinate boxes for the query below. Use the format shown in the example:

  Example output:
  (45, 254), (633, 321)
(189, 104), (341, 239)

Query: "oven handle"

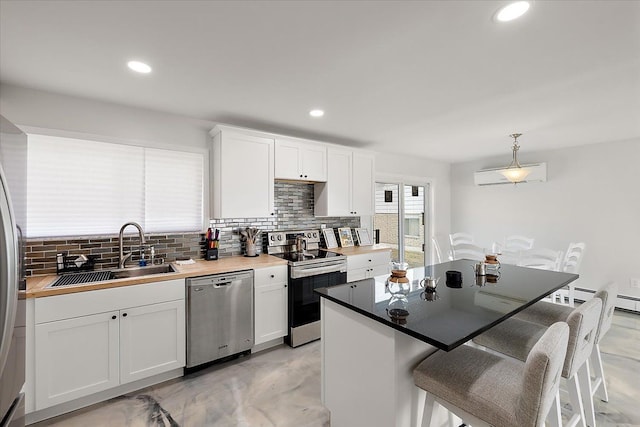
(290, 263), (346, 279)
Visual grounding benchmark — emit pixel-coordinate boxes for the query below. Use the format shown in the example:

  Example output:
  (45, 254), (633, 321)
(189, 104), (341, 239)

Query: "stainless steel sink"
(109, 264), (177, 279)
(47, 264), (177, 288)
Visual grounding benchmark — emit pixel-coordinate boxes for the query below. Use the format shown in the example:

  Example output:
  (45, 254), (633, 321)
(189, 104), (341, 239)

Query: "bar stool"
(473, 297), (603, 427)
(413, 322), (569, 427)
(515, 282), (619, 405)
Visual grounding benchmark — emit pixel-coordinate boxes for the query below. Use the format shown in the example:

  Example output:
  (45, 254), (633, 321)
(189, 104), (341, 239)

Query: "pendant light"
(500, 133), (531, 183)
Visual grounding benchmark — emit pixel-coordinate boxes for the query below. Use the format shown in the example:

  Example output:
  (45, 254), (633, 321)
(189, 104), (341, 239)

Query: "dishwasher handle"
(186, 270), (253, 288)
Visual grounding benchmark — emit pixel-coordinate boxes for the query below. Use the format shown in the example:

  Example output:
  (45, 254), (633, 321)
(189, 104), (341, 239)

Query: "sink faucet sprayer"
(118, 222), (146, 269)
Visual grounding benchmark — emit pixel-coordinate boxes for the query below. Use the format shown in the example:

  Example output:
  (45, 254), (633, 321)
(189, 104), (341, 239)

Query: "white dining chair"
(504, 235), (535, 252)
(518, 248), (564, 272)
(560, 243), (586, 306)
(451, 243), (485, 261)
(431, 237), (444, 263)
(498, 249), (521, 265)
(448, 232), (474, 247)
(414, 322), (570, 427)
(474, 297), (603, 427)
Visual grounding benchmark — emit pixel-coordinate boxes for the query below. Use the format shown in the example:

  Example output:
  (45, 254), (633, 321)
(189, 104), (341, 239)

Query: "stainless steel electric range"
(267, 229), (347, 347)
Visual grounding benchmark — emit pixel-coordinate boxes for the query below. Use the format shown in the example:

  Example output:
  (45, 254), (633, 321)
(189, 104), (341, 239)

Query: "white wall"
(1, 84), (453, 245)
(450, 139), (640, 298)
(0, 83), (213, 149)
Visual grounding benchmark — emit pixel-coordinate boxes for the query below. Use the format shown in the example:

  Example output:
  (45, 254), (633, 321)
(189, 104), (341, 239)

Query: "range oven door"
(286, 269), (347, 347)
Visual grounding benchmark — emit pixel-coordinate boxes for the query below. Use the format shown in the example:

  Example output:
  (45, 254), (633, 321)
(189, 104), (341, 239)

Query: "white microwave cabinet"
(275, 138), (327, 182)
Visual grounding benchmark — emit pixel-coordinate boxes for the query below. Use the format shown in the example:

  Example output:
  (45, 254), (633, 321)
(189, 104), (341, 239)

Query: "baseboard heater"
(573, 287), (639, 313)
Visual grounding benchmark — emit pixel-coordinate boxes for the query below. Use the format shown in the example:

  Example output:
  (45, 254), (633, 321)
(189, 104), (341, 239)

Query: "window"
(404, 217), (421, 237)
(27, 134), (203, 237)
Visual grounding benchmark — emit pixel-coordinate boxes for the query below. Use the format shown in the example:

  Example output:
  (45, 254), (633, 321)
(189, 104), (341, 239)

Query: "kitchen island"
(316, 259), (578, 427)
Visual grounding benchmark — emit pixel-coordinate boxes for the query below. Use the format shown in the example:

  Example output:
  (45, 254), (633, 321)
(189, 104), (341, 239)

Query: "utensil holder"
(205, 248), (218, 261)
(245, 241), (257, 257)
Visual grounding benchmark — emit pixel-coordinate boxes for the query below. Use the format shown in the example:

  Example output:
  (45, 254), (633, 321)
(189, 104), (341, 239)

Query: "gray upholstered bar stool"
(515, 282), (618, 406)
(473, 297), (602, 427)
(413, 322), (569, 427)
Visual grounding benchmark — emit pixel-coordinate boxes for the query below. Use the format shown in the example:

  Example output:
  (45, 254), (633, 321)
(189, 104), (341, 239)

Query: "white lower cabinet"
(254, 265), (288, 345)
(346, 251), (391, 282)
(33, 279), (185, 411)
(329, 281), (375, 310)
(119, 300), (185, 384)
(35, 311), (119, 408)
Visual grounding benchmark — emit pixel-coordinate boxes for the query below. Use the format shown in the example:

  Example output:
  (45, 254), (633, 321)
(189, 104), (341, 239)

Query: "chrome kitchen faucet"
(118, 221), (146, 268)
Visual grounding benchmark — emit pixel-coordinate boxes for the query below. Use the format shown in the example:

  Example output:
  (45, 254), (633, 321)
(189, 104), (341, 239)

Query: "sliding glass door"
(403, 185), (426, 268)
(374, 181), (430, 268)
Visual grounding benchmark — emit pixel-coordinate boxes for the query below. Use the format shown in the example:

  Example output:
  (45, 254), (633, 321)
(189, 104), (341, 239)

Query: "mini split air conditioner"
(473, 163), (547, 186)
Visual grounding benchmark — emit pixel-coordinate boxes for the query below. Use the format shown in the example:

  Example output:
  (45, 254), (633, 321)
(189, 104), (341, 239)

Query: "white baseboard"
(574, 288), (639, 313)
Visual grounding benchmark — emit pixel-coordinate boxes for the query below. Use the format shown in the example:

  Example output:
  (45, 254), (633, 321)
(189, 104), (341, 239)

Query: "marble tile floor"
(33, 310), (639, 427)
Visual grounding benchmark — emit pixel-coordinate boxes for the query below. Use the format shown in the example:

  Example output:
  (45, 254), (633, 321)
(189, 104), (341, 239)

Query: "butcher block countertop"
(323, 244), (392, 256)
(25, 255), (287, 298)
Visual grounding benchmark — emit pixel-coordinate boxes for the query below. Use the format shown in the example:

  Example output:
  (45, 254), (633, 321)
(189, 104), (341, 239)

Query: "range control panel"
(267, 230), (321, 248)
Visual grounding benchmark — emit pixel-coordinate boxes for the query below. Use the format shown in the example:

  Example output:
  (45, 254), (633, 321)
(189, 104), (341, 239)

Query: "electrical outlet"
(630, 278), (640, 289)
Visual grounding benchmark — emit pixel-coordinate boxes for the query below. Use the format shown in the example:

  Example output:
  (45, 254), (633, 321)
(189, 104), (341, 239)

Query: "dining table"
(315, 259), (579, 427)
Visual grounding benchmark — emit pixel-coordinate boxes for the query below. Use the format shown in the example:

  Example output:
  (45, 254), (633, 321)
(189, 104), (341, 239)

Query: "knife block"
(205, 248), (218, 261)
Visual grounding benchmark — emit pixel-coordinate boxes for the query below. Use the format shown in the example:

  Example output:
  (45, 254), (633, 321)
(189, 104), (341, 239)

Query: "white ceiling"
(1, 1), (639, 163)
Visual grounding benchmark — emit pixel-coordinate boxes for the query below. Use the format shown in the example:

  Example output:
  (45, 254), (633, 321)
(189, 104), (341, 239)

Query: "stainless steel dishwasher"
(186, 270), (254, 368)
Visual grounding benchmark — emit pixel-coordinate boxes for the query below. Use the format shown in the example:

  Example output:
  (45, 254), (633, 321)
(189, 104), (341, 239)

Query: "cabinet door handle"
(284, 284), (287, 288)
(122, 313), (128, 317)
(270, 274), (275, 278)
(111, 315), (117, 320)
(300, 174), (303, 178)
(304, 175), (308, 178)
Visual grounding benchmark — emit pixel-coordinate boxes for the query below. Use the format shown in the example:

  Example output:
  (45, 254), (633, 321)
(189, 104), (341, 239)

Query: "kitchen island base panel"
(321, 298), (439, 427)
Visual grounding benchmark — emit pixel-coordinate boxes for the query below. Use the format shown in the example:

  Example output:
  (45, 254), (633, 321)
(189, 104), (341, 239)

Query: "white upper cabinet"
(275, 138), (327, 182)
(314, 147), (374, 217)
(351, 151), (375, 215)
(210, 126), (275, 218)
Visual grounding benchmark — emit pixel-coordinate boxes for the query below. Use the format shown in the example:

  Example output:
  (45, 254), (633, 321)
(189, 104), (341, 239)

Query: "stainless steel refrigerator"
(0, 115), (26, 427)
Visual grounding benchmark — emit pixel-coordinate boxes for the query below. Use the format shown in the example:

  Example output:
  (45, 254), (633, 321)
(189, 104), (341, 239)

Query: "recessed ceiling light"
(127, 60), (152, 74)
(495, 1), (530, 22)
(309, 109), (325, 118)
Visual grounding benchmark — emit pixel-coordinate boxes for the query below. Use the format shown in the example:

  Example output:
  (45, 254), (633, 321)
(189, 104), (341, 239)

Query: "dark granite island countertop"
(316, 259), (578, 351)
(316, 259), (579, 427)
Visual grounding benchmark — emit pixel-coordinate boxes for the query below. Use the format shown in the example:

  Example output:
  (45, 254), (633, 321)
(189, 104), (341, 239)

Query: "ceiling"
(1, 1), (639, 163)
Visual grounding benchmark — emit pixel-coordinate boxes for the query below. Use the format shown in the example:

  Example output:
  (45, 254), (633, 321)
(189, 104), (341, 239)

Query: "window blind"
(144, 148), (203, 233)
(27, 134), (203, 237)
